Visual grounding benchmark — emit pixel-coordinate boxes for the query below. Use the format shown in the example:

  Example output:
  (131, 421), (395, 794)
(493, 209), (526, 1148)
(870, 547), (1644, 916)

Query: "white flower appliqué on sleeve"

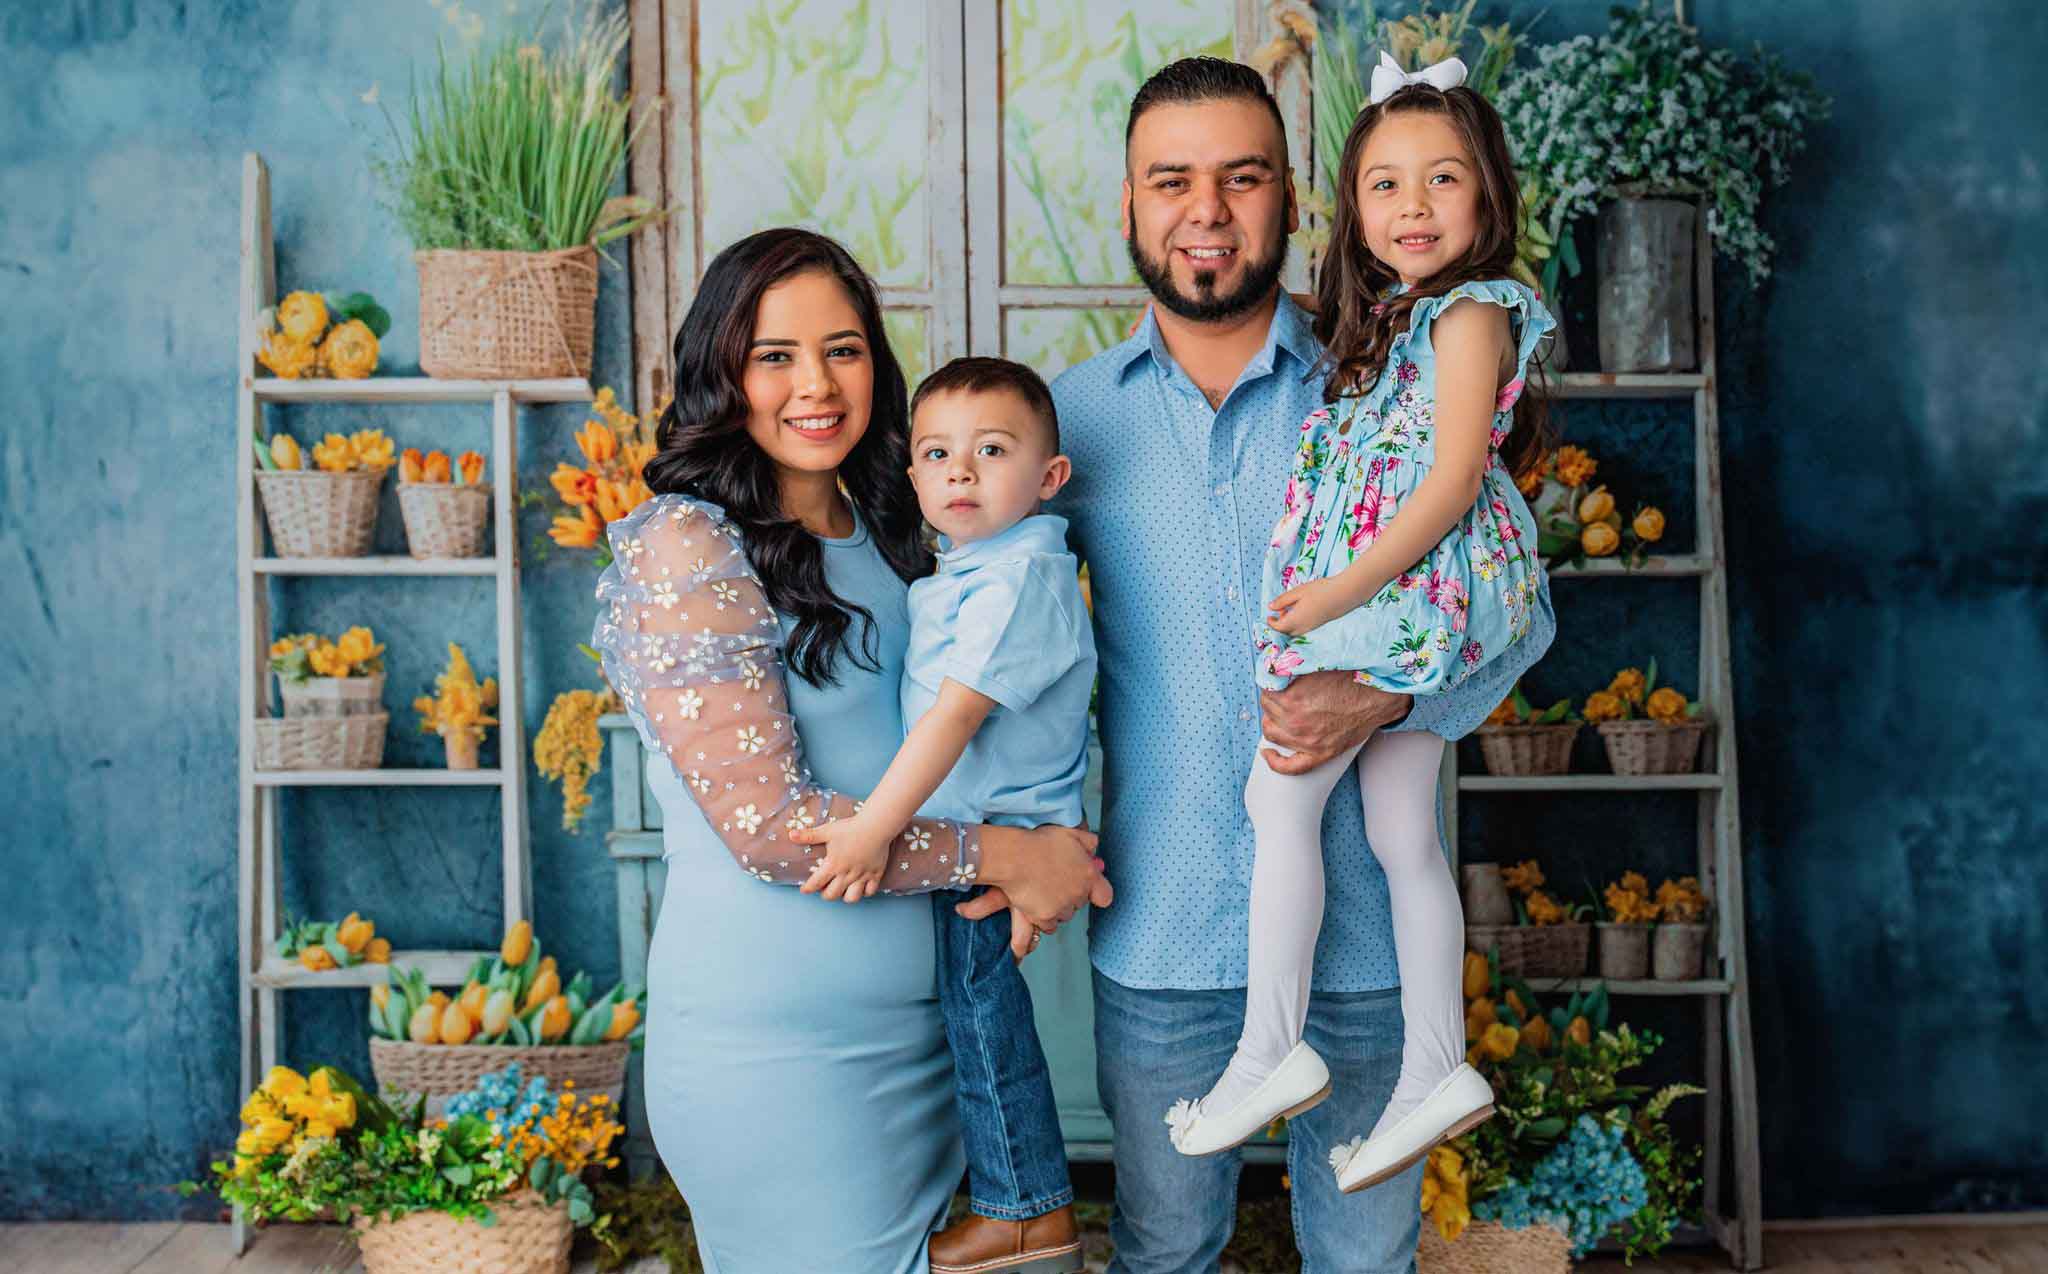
(735, 726), (765, 754)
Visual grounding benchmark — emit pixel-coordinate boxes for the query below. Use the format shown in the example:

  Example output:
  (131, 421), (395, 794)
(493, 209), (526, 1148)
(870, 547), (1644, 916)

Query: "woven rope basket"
(255, 712), (388, 770)
(369, 1037), (628, 1118)
(354, 1189), (571, 1274)
(278, 674), (386, 719)
(1465, 922), (1589, 978)
(398, 482), (491, 559)
(1474, 722), (1581, 776)
(1597, 718), (1710, 775)
(1417, 1221), (1571, 1274)
(417, 247), (597, 379)
(255, 468), (386, 557)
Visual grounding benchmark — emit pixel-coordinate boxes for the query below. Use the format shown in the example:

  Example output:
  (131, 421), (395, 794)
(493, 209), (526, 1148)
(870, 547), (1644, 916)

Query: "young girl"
(1162, 56), (1557, 1196)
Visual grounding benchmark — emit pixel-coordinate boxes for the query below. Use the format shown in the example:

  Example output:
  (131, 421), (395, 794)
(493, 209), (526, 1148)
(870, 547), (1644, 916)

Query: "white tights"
(1204, 729), (1465, 1139)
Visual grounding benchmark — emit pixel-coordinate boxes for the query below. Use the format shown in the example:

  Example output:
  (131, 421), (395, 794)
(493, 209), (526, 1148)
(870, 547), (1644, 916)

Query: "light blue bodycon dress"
(632, 514), (964, 1273)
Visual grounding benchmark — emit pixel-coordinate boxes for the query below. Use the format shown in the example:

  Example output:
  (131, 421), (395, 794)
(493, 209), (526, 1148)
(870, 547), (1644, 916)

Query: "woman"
(591, 228), (1107, 1273)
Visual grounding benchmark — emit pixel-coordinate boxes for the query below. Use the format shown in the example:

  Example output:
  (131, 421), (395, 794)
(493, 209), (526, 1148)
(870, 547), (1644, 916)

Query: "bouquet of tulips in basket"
(255, 289), (391, 380)
(1523, 444), (1666, 570)
(399, 448), (486, 487)
(1430, 951), (1704, 1260)
(277, 911), (392, 972)
(536, 386), (659, 561)
(254, 427), (398, 475)
(371, 923), (644, 1050)
(202, 1062), (616, 1237)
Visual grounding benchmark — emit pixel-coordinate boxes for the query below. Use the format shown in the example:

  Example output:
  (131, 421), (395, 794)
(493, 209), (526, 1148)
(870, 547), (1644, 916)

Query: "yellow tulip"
(371, 984), (390, 1013)
(1478, 1022), (1520, 1061)
(235, 1128), (267, 1161)
(335, 911), (374, 954)
(1577, 486), (1615, 523)
(269, 434), (303, 471)
(1566, 1016), (1591, 1047)
(604, 1001), (641, 1041)
(539, 994), (572, 1042)
(312, 433), (355, 473)
(262, 1066), (307, 1100)
(408, 1002), (441, 1044)
(318, 318), (380, 379)
(400, 447), (425, 484)
(1521, 1016), (1553, 1054)
(277, 291), (329, 343)
(457, 981), (489, 1023)
(253, 1115), (296, 1153)
(1581, 520), (1620, 557)
(299, 945), (337, 972)
(501, 920), (533, 967)
(522, 967), (561, 1014)
(481, 989), (517, 1036)
(427, 990), (449, 1009)
(576, 419), (618, 465)
(439, 1002), (475, 1045)
(349, 428), (395, 469)
(1633, 506), (1666, 543)
(307, 643), (351, 679)
(1647, 687), (1689, 724)
(365, 937), (392, 964)
(1461, 951), (1490, 1000)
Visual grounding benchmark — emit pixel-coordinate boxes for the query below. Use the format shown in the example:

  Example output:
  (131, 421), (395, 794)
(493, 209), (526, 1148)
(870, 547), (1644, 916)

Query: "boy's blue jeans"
(934, 886), (1075, 1221)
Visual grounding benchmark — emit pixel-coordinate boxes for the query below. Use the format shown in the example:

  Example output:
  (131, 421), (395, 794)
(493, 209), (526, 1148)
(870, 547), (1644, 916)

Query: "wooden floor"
(2, 1218), (2044, 1273)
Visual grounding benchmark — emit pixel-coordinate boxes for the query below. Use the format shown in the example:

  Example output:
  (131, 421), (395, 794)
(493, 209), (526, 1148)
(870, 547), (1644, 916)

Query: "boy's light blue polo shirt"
(903, 513), (1096, 831)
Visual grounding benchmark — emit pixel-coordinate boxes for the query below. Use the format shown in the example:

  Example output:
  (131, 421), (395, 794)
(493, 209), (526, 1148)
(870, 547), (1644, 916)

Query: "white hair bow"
(1368, 51), (1468, 105)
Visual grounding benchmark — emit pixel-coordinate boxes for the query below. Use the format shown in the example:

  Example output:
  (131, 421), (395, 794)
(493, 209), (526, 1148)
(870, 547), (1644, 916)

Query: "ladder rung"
(251, 768), (508, 787)
(253, 949), (496, 989)
(255, 555), (500, 576)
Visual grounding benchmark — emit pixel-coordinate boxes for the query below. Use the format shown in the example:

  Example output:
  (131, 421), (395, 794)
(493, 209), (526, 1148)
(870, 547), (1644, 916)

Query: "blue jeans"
(935, 888), (1075, 1221)
(1093, 969), (1423, 1274)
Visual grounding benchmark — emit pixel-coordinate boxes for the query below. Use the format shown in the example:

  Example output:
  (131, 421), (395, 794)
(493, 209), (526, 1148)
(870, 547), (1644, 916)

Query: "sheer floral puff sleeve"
(591, 493), (982, 894)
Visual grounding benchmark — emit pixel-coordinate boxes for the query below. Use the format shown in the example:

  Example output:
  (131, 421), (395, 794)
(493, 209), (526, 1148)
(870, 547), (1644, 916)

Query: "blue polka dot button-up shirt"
(1051, 297), (1398, 993)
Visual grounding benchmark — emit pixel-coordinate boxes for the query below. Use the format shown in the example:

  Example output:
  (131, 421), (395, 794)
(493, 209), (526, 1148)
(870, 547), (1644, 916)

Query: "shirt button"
(1227, 586), (1239, 601)
(1239, 708), (1251, 721)
(1213, 482), (1229, 496)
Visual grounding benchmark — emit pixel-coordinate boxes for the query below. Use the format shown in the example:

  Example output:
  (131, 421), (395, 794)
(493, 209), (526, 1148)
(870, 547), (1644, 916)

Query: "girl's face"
(741, 268), (875, 479)
(1354, 109), (1481, 287)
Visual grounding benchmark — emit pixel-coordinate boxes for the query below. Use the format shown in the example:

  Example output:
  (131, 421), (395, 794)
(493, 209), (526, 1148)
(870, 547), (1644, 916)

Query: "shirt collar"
(1114, 293), (1323, 384)
(936, 512), (1070, 573)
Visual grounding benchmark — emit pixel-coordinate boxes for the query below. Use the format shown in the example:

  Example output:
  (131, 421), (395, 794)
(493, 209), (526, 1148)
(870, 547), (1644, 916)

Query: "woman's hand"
(1266, 576), (1355, 636)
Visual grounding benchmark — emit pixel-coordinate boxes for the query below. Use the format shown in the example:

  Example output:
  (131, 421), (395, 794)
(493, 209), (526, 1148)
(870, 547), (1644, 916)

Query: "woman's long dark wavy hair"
(640, 228), (930, 686)
(1313, 83), (1553, 483)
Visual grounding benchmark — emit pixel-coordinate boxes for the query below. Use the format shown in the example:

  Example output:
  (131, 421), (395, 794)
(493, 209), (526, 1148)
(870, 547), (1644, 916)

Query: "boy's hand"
(791, 816), (892, 903)
(1266, 577), (1353, 636)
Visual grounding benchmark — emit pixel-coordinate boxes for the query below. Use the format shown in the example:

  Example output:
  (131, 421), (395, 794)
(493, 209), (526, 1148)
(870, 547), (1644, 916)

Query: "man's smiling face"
(1122, 96), (1296, 322)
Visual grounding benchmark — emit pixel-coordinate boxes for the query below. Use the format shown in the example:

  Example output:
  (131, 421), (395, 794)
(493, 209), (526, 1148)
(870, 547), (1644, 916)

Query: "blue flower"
(443, 1062), (558, 1140)
(1474, 1115), (1648, 1256)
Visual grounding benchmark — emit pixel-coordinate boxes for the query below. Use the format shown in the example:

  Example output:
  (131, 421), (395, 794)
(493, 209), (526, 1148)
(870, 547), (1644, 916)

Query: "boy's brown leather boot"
(928, 1204), (1083, 1273)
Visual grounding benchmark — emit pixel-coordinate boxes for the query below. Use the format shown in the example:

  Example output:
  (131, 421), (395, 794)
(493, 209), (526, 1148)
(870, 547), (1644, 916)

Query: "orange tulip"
(550, 463), (597, 507)
(604, 1001), (641, 1041)
(576, 419), (618, 464)
(457, 450), (486, 486)
(408, 1002), (441, 1044)
(335, 912), (374, 955)
(399, 447), (425, 484)
(1566, 1016), (1591, 1047)
(365, 937), (392, 964)
(522, 967), (561, 1014)
(1521, 1016), (1553, 1053)
(549, 505), (604, 549)
(539, 994), (573, 1042)
(458, 980), (489, 1024)
(298, 945), (337, 972)
(422, 451), (452, 484)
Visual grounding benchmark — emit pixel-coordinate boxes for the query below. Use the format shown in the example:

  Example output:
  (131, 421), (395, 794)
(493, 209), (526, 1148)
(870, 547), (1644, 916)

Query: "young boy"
(795, 357), (1095, 1274)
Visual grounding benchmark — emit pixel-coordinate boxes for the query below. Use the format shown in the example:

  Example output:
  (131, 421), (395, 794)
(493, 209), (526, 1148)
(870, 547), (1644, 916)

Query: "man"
(1050, 57), (1422, 1273)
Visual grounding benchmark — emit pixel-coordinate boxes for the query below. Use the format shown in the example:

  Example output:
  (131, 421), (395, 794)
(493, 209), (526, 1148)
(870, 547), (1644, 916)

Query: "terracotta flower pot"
(442, 728), (480, 770)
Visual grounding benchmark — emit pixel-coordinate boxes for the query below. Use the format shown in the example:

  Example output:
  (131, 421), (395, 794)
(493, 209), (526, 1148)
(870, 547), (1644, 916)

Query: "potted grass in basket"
(374, 9), (667, 379)
(1475, 683), (1580, 776)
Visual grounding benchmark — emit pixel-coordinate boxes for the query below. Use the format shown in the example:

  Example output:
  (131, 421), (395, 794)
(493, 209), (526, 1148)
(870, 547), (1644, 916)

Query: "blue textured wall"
(3, 0), (2044, 1225)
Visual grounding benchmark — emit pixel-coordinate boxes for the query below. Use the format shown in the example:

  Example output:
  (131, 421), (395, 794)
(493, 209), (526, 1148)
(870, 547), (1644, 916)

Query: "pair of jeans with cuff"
(935, 886), (1074, 1221)
(1093, 967), (1424, 1274)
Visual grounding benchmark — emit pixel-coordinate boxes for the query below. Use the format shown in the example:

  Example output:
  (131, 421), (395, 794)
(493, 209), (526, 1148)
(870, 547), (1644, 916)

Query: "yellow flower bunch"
(414, 643), (499, 742)
(535, 688), (620, 831)
(400, 448), (487, 486)
(254, 289), (386, 380)
(1604, 871), (1659, 923)
(493, 1083), (625, 1175)
(278, 910), (392, 972)
(269, 627), (384, 680)
(1551, 445), (1597, 488)
(1646, 686), (1690, 723)
(546, 386), (661, 553)
(1608, 667), (1646, 706)
(1501, 859), (1545, 894)
(1420, 1142), (1472, 1241)
(1656, 876), (1709, 923)
(1588, 660), (1699, 724)
(1524, 889), (1568, 925)
(234, 1066), (358, 1173)
(1531, 442), (1667, 566)
(293, 427), (398, 474)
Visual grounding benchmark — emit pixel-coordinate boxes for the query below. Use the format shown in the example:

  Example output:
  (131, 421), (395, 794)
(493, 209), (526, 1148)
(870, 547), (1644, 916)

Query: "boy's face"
(909, 389), (1070, 544)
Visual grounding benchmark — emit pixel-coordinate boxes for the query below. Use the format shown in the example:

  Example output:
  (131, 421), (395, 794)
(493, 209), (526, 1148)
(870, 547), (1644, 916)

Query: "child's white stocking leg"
(1355, 730), (1465, 1140)
(1205, 739), (1365, 1115)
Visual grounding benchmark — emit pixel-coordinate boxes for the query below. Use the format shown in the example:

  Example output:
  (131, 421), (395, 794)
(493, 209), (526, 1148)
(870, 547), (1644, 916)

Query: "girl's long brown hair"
(1312, 83), (1552, 482)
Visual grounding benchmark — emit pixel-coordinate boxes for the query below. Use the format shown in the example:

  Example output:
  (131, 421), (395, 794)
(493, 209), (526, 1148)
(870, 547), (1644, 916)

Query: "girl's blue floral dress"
(1255, 278), (1558, 741)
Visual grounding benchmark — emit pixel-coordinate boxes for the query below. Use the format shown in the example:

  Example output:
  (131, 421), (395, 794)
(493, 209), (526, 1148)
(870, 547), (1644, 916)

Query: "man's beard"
(1125, 224), (1288, 323)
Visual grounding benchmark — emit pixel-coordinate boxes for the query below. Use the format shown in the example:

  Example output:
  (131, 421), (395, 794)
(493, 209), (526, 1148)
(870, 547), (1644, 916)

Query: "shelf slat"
(1553, 554), (1712, 578)
(253, 949), (492, 989)
(255, 555), (498, 576)
(1509, 976), (1734, 997)
(1459, 773), (1723, 793)
(1550, 372), (1707, 399)
(249, 376), (593, 404)
(252, 768), (507, 787)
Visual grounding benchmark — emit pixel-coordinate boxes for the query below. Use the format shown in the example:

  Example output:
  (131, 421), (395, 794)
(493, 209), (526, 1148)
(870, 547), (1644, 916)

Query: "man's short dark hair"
(911, 356), (1060, 454)
(1125, 56), (1287, 159)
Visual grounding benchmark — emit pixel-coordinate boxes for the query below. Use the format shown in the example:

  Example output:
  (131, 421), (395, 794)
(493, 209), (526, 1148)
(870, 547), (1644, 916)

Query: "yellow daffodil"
(1582, 690), (1626, 723)
(1647, 686), (1689, 723)
(1577, 486), (1615, 523)
(334, 626), (383, 669)
(277, 291), (329, 344)
(311, 433), (355, 473)
(318, 319), (380, 379)
(1479, 1022), (1520, 1061)
(1552, 444), (1597, 488)
(1633, 505), (1666, 542)
(258, 331), (319, 380)
(1605, 877), (1657, 924)
(348, 429), (395, 469)
(253, 1115), (295, 1153)
(269, 434), (303, 470)
(1581, 520), (1620, 557)
(1608, 667), (1647, 705)
(1502, 859), (1544, 894)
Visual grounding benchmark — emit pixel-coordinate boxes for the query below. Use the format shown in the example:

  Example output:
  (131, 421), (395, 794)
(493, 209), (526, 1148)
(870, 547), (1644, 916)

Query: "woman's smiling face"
(741, 268), (875, 479)
(1354, 108), (1481, 286)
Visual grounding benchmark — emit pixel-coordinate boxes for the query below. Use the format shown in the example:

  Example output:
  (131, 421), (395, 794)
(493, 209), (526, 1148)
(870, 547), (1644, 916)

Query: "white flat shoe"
(1163, 1042), (1332, 1157)
(1330, 1063), (1495, 1193)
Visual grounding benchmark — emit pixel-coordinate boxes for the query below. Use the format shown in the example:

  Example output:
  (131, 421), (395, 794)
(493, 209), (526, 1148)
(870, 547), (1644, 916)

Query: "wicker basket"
(255, 712), (388, 770)
(1597, 717), (1710, 775)
(1417, 1221), (1571, 1274)
(398, 482), (491, 559)
(369, 1037), (628, 1118)
(417, 247), (598, 379)
(354, 1189), (571, 1274)
(1473, 722), (1580, 776)
(278, 674), (386, 719)
(1465, 923), (1589, 978)
(1597, 922), (1653, 980)
(255, 468), (386, 558)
